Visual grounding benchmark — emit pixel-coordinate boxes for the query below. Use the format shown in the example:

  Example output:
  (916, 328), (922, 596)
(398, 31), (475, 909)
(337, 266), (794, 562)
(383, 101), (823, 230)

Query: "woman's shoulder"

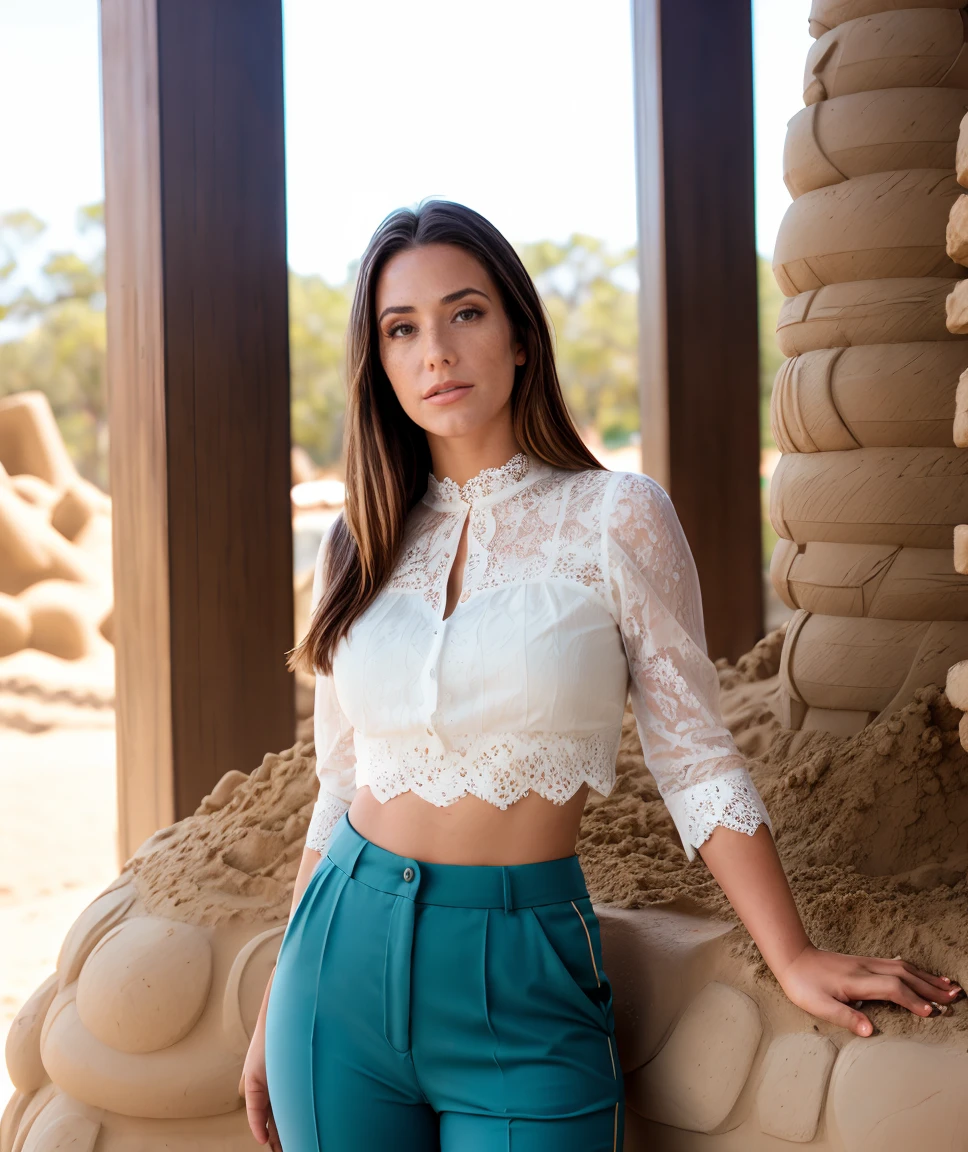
(594, 469), (682, 547)
(566, 465), (668, 511)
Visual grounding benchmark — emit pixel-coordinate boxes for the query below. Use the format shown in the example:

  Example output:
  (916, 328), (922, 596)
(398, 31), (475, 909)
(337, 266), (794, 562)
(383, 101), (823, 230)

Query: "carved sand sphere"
(770, 1), (968, 735)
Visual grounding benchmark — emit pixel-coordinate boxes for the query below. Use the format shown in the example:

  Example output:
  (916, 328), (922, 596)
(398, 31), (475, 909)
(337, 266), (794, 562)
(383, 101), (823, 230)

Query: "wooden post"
(100, 0), (294, 861)
(630, 0), (763, 661)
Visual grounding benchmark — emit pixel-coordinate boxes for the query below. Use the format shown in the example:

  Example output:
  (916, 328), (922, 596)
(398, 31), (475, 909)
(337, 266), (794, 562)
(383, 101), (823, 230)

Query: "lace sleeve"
(304, 520), (357, 855)
(603, 471), (772, 861)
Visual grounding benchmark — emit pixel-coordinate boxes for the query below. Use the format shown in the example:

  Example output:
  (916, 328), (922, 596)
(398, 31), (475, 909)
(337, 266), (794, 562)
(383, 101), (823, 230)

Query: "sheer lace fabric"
(304, 451), (771, 861)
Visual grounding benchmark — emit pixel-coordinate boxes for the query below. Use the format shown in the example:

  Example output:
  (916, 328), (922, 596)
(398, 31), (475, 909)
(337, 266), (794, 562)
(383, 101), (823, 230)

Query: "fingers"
(814, 995), (874, 1037)
(867, 957), (963, 999)
(242, 1079), (271, 1145)
(268, 1109), (283, 1152)
(847, 974), (938, 1019)
(901, 973), (962, 1006)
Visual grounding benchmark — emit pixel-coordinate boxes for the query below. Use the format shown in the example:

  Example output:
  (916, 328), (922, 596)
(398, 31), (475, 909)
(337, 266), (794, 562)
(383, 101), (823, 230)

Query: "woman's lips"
(424, 384), (474, 405)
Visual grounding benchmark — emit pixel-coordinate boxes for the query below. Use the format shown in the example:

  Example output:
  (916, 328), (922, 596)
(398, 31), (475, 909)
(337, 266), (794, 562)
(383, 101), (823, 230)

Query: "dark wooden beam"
(631, 0), (763, 663)
(101, 0), (294, 860)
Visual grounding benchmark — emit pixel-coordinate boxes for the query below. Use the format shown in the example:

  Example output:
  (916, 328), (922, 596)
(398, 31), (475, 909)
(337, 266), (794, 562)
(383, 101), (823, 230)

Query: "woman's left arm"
(698, 823), (961, 1036)
(604, 471), (962, 1037)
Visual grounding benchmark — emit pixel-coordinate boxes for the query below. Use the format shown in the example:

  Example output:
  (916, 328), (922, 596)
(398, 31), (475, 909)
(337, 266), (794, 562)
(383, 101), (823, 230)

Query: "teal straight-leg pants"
(265, 811), (625, 1151)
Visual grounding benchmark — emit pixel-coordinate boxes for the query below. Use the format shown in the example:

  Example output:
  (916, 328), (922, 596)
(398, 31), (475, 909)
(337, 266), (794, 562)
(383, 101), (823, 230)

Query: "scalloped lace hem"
(355, 729), (619, 809)
(664, 765), (773, 862)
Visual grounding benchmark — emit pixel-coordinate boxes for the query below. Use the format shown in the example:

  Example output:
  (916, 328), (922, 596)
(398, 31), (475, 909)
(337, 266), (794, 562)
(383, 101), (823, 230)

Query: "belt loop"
(342, 831), (367, 878)
(502, 866), (513, 913)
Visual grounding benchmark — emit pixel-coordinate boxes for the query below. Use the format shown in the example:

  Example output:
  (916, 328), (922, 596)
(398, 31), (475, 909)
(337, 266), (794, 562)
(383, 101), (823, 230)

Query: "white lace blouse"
(304, 449), (772, 862)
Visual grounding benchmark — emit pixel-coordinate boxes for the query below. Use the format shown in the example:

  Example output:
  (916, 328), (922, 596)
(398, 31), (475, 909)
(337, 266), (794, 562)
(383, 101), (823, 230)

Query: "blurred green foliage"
(0, 202), (785, 550)
(517, 234), (639, 448)
(0, 205), (108, 486)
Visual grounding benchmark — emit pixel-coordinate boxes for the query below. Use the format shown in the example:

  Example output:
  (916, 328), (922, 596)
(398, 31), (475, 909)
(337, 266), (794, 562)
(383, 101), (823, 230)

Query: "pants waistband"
(325, 810), (589, 912)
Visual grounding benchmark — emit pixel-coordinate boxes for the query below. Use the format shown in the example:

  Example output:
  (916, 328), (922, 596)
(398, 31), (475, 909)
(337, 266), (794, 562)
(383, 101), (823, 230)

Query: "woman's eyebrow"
(378, 287), (491, 324)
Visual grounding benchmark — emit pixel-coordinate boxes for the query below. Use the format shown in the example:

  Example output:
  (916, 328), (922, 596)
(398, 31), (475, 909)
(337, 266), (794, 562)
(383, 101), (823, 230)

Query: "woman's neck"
(427, 433), (523, 488)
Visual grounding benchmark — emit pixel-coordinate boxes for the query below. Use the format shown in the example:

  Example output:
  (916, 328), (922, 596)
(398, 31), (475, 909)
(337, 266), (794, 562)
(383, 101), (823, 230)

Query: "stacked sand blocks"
(770, 0), (968, 736)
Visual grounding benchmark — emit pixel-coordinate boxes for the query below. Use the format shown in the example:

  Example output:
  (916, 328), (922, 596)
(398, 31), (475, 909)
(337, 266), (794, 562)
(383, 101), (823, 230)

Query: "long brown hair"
(288, 198), (604, 676)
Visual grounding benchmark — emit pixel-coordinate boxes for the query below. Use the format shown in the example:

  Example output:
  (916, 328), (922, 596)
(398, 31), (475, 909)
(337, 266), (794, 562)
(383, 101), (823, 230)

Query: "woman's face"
(374, 243), (526, 442)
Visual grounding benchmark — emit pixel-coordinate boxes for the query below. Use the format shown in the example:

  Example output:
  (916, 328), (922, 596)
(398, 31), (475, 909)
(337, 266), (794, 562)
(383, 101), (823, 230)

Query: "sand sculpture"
(771, 1), (968, 738)
(0, 392), (114, 666)
(7, 3), (968, 1149)
(6, 626), (968, 1151)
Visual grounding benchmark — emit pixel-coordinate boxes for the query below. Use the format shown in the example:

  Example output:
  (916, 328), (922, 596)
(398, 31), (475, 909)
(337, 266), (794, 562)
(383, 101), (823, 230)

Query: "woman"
(241, 199), (961, 1151)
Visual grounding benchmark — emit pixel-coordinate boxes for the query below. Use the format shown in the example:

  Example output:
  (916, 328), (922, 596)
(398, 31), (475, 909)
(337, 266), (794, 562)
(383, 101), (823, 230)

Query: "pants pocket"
(529, 897), (615, 1033)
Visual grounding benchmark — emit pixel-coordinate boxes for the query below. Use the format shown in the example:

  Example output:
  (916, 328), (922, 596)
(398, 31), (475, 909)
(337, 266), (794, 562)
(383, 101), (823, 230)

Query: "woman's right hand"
(239, 1025), (282, 1150)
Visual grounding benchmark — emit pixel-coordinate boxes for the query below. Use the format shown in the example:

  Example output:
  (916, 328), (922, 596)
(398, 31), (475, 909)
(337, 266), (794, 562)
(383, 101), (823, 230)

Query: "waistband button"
(403, 866), (415, 882)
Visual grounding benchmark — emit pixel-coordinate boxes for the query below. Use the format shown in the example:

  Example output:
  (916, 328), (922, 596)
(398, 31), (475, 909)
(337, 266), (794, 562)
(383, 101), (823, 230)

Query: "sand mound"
(579, 622), (968, 1038)
(127, 742), (320, 928)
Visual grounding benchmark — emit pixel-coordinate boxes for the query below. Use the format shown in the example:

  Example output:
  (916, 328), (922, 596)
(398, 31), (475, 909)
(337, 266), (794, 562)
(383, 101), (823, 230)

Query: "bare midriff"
(347, 782), (590, 865)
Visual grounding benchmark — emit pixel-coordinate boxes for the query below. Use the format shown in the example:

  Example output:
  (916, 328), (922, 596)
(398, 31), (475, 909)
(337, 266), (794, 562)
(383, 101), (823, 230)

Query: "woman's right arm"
(255, 842), (325, 1027)
(240, 523), (357, 1145)
(239, 844), (323, 1148)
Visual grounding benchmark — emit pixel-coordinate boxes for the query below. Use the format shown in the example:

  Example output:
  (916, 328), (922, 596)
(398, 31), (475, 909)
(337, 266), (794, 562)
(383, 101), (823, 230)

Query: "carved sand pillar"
(770, 0), (968, 734)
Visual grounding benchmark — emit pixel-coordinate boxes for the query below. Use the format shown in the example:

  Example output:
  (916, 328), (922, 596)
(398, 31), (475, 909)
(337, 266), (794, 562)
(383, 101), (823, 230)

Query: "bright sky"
(0, 0), (813, 289)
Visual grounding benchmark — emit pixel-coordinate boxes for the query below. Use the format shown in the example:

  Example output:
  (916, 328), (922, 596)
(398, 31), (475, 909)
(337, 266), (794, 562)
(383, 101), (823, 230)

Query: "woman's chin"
(422, 411), (497, 440)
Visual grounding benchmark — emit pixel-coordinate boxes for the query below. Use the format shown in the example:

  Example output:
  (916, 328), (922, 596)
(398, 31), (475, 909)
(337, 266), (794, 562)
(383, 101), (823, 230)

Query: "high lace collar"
(423, 449), (541, 509)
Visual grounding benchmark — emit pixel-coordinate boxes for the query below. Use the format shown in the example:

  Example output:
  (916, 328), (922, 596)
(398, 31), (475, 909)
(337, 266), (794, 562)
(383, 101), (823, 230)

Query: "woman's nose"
(422, 326), (455, 368)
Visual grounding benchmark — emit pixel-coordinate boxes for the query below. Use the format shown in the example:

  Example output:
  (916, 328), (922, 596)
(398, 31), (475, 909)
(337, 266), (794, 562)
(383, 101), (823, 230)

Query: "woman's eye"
(386, 307), (482, 338)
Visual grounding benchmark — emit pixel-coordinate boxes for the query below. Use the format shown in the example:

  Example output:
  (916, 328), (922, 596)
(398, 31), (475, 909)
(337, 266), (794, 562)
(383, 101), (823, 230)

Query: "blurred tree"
(0, 210), (48, 322)
(517, 233), (639, 448)
(0, 205), (108, 487)
(288, 269), (352, 470)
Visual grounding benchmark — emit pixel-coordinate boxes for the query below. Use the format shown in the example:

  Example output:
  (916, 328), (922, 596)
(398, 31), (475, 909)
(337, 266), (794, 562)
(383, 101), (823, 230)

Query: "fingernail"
(942, 976), (952, 983)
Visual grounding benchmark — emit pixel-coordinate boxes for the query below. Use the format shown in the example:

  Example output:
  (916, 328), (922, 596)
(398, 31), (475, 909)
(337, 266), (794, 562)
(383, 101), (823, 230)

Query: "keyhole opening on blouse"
(442, 512), (471, 621)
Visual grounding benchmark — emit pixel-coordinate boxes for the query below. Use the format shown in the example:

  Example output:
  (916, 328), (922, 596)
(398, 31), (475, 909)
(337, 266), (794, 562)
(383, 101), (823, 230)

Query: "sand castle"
(6, 2), (968, 1148)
